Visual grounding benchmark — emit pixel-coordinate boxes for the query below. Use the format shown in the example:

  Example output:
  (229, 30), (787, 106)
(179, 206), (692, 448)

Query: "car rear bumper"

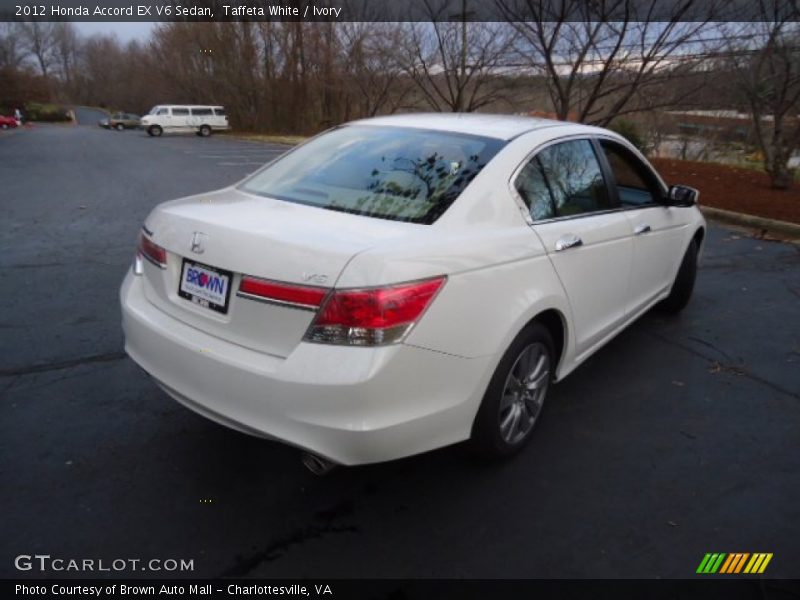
(120, 270), (493, 465)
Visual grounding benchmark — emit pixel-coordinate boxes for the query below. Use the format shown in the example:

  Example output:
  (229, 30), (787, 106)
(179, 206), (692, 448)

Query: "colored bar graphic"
(710, 553), (726, 573)
(720, 553), (746, 574)
(734, 553), (750, 573)
(719, 554), (735, 574)
(744, 554), (757, 573)
(704, 553), (720, 573)
(696, 554), (713, 574)
(758, 554), (773, 573)
(698, 552), (772, 574)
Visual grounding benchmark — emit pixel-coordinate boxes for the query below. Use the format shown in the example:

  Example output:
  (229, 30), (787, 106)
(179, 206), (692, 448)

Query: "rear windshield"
(238, 125), (505, 224)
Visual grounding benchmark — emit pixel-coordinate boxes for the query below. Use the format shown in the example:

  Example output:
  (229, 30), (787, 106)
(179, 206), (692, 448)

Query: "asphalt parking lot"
(1, 122), (798, 579)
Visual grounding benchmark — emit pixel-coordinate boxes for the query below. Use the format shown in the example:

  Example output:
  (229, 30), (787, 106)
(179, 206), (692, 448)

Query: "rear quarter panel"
(339, 226), (574, 367)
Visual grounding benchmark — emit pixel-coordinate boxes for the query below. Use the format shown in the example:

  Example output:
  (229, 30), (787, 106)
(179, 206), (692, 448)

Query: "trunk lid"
(140, 187), (422, 358)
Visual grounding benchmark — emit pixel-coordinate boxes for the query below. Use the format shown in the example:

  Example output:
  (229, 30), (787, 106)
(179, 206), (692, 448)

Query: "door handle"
(634, 224), (651, 235)
(555, 234), (583, 252)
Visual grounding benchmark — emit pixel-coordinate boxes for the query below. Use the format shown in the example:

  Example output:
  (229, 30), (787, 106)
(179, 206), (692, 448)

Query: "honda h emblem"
(190, 232), (207, 254)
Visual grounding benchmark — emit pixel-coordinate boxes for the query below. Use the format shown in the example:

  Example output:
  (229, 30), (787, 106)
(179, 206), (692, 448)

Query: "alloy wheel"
(498, 342), (550, 445)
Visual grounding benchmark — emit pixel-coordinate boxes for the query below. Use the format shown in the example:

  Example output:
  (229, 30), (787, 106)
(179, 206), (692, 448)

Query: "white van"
(141, 105), (230, 137)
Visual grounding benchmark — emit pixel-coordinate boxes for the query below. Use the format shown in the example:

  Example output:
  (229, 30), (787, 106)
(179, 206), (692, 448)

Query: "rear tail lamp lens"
(304, 276), (446, 346)
(239, 276), (328, 309)
(137, 233), (167, 270)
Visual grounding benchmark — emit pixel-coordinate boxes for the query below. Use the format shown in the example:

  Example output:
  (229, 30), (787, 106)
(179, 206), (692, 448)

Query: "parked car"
(0, 115), (19, 129)
(140, 105), (229, 137)
(120, 113), (705, 471)
(109, 112), (141, 130)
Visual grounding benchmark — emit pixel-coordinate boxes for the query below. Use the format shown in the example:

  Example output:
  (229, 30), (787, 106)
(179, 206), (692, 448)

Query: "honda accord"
(120, 113), (705, 470)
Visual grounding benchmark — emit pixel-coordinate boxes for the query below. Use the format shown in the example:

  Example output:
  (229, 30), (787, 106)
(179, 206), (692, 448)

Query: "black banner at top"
(2, 0), (800, 22)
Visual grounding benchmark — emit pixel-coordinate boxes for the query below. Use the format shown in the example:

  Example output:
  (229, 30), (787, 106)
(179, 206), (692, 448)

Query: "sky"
(74, 22), (156, 43)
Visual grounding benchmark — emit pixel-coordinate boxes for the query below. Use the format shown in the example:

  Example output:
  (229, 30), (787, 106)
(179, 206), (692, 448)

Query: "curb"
(700, 206), (800, 240)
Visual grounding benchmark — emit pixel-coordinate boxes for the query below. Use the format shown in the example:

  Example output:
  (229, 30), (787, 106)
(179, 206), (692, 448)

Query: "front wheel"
(115, 123), (125, 131)
(148, 125), (162, 137)
(471, 322), (554, 458)
(657, 238), (698, 314)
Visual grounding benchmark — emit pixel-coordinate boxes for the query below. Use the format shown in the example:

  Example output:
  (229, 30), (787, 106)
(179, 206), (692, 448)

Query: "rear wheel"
(471, 322), (554, 458)
(148, 125), (162, 137)
(199, 125), (211, 137)
(115, 123), (125, 131)
(1, 124), (7, 130)
(658, 238), (698, 314)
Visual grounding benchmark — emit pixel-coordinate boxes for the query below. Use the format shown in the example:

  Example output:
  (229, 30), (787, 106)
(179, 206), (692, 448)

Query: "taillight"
(304, 276), (446, 346)
(238, 276), (328, 310)
(137, 232), (167, 270)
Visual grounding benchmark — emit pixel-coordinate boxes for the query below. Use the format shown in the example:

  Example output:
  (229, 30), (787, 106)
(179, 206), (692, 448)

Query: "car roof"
(350, 112), (599, 141)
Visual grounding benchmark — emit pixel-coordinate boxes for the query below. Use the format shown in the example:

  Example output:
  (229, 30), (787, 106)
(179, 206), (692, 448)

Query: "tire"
(658, 238), (698, 314)
(1, 124), (7, 130)
(199, 125), (211, 137)
(115, 123), (125, 131)
(470, 322), (554, 458)
(148, 125), (163, 137)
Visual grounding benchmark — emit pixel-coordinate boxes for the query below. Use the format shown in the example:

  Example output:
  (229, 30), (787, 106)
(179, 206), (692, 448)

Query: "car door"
(595, 137), (688, 315)
(171, 107), (190, 130)
(515, 137), (634, 358)
(155, 107), (170, 129)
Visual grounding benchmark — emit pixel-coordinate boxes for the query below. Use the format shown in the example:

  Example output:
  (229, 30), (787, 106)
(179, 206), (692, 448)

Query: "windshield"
(148, 106), (161, 115)
(239, 125), (505, 224)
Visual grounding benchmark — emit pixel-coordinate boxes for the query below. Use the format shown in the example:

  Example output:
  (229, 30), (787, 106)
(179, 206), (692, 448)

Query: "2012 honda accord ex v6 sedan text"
(120, 113), (705, 470)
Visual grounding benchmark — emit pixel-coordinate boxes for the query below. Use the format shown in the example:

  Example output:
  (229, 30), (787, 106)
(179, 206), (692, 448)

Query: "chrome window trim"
(508, 133), (670, 226)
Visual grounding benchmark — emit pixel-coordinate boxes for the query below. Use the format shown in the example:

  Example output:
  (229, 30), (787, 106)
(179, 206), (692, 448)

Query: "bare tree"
(339, 23), (412, 118)
(396, 2), (517, 112)
(0, 23), (27, 70)
(52, 23), (80, 93)
(497, 0), (718, 125)
(79, 33), (127, 107)
(18, 21), (56, 77)
(722, 10), (800, 189)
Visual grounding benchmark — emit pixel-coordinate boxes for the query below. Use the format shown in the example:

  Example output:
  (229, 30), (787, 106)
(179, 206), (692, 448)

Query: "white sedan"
(120, 113), (705, 471)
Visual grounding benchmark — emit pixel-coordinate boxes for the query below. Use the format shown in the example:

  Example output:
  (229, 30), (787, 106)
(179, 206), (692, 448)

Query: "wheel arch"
(522, 308), (567, 376)
(693, 225), (706, 255)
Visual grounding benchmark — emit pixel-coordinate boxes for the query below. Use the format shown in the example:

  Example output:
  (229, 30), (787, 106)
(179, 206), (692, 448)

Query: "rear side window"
(192, 108), (213, 116)
(514, 139), (617, 221)
(515, 157), (555, 221)
(240, 125), (505, 224)
(172, 108), (189, 116)
(536, 139), (613, 217)
(214, 108), (226, 116)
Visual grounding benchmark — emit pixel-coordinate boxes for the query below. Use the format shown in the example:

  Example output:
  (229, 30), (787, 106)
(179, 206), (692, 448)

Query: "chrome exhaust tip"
(301, 452), (337, 476)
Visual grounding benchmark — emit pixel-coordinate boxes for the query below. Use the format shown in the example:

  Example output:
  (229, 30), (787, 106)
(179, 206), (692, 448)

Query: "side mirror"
(666, 185), (699, 207)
